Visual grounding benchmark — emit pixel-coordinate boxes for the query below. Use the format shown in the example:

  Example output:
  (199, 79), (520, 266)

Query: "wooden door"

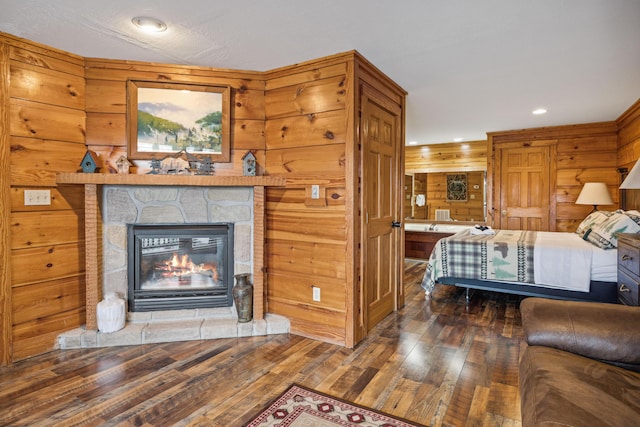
(494, 144), (556, 231)
(361, 91), (403, 332)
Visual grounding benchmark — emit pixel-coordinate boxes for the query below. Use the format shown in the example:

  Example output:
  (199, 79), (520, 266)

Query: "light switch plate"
(311, 185), (320, 199)
(24, 189), (51, 206)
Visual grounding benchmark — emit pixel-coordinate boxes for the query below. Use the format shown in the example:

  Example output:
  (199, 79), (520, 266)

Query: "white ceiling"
(1, 0), (639, 145)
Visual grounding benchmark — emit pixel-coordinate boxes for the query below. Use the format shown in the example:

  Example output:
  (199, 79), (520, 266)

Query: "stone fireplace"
(127, 223), (234, 312)
(103, 186), (253, 306)
(55, 174), (289, 349)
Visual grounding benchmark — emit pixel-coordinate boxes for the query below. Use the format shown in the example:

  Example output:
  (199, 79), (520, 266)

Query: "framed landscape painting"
(127, 80), (231, 161)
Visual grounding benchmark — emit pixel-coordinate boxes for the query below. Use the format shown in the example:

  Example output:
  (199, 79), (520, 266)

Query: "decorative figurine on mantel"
(195, 157), (215, 175)
(80, 150), (100, 173)
(115, 155), (131, 174)
(147, 157), (162, 174)
(242, 151), (257, 176)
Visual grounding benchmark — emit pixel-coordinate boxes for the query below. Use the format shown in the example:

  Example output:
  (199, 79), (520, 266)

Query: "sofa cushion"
(520, 297), (640, 370)
(520, 346), (640, 427)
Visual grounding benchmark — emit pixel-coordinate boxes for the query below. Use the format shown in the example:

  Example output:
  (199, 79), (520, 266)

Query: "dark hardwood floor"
(0, 260), (525, 426)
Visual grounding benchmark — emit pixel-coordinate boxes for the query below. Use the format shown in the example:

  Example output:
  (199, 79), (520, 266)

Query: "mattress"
(423, 230), (618, 295)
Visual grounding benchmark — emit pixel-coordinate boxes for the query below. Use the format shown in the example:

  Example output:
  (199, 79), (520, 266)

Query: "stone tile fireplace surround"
(56, 174), (289, 349)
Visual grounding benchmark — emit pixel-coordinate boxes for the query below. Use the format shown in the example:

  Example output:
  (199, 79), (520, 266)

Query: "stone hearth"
(54, 175), (290, 349)
(59, 309), (289, 349)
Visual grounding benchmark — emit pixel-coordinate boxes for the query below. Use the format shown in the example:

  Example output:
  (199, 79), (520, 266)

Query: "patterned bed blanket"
(422, 229), (537, 294)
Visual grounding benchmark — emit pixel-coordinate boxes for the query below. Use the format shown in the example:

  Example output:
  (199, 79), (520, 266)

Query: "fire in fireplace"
(127, 224), (234, 311)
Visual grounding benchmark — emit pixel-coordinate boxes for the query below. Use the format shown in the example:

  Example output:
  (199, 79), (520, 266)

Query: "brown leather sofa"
(519, 297), (640, 426)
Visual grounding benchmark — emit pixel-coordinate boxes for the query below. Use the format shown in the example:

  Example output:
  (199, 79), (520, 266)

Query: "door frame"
(357, 83), (404, 341)
(488, 139), (557, 230)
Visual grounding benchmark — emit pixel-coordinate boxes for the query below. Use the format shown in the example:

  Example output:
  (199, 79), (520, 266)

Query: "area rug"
(245, 384), (427, 426)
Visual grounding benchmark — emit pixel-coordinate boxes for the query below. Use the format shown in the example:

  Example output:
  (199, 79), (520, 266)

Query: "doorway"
(361, 88), (403, 332)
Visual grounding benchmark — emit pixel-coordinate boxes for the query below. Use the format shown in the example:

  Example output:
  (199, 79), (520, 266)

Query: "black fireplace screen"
(127, 224), (234, 311)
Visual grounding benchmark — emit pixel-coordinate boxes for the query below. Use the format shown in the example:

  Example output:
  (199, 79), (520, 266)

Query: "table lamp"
(575, 182), (613, 212)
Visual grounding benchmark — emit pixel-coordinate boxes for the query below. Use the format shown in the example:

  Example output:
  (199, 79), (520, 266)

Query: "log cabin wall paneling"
(405, 141), (487, 222)
(1, 33), (87, 362)
(84, 58), (267, 174)
(617, 99), (640, 209)
(263, 55), (352, 347)
(425, 171), (485, 222)
(263, 52), (406, 347)
(487, 122), (619, 232)
(405, 140), (487, 173)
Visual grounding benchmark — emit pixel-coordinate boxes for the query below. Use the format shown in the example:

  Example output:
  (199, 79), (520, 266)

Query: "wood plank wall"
(405, 141), (487, 222)
(263, 52), (406, 348)
(263, 56), (351, 346)
(405, 140), (487, 173)
(425, 171), (485, 222)
(487, 122), (620, 231)
(1, 33), (87, 361)
(617, 99), (640, 208)
(84, 59), (266, 174)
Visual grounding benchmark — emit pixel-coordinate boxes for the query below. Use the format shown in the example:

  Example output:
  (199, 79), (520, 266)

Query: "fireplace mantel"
(56, 172), (285, 187)
(56, 172), (285, 330)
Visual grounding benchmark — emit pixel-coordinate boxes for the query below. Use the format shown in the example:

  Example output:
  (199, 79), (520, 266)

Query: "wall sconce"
(575, 182), (614, 213)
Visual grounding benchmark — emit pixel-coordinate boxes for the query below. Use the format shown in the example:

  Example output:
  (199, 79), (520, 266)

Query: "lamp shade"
(575, 182), (614, 206)
(620, 160), (640, 189)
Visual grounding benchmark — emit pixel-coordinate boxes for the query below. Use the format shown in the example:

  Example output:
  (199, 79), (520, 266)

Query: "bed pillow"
(585, 211), (640, 249)
(575, 210), (613, 238)
(623, 210), (640, 226)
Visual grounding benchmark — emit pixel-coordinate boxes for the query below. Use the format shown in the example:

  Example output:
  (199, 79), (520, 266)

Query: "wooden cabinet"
(405, 231), (453, 259)
(617, 233), (640, 306)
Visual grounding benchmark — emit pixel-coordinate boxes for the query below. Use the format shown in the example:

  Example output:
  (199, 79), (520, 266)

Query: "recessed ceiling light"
(453, 137), (464, 142)
(408, 141), (417, 145)
(132, 16), (167, 33)
(532, 108), (547, 115)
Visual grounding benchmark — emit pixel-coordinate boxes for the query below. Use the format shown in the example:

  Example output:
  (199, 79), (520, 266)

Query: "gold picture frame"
(127, 80), (231, 162)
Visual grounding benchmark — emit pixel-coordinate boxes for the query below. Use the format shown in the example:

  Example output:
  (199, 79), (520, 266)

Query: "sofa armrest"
(521, 297), (640, 368)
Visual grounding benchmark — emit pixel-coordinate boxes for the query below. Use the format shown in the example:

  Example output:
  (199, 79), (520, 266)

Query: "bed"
(421, 227), (620, 304)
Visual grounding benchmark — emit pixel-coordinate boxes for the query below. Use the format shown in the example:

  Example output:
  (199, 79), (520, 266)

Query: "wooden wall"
(405, 141), (487, 222)
(405, 140), (487, 173)
(1, 33), (87, 362)
(263, 56), (350, 346)
(487, 122), (620, 231)
(617, 99), (640, 208)
(425, 171), (485, 222)
(411, 173), (427, 219)
(84, 59), (266, 174)
(263, 52), (406, 347)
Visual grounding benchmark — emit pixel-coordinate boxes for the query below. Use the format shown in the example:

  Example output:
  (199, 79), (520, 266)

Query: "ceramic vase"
(233, 273), (253, 323)
(97, 293), (126, 333)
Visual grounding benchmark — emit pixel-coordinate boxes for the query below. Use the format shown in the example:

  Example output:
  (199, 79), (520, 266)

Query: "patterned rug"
(245, 384), (426, 426)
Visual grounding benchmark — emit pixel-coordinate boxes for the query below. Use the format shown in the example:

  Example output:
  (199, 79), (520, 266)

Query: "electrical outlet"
(24, 189), (51, 206)
(311, 185), (320, 199)
(312, 286), (321, 302)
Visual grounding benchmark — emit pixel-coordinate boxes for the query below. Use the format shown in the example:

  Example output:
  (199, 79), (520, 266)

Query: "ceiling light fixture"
(408, 141), (417, 145)
(453, 137), (464, 142)
(532, 108), (547, 115)
(132, 16), (167, 33)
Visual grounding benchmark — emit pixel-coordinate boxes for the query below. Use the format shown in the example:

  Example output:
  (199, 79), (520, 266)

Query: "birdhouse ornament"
(242, 151), (256, 176)
(115, 155), (131, 174)
(80, 150), (100, 173)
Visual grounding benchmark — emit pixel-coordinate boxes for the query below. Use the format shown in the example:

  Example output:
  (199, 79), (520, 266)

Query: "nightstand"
(616, 233), (640, 306)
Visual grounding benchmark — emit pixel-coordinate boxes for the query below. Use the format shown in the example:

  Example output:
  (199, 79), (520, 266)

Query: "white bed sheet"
(533, 232), (617, 291)
(590, 243), (618, 282)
